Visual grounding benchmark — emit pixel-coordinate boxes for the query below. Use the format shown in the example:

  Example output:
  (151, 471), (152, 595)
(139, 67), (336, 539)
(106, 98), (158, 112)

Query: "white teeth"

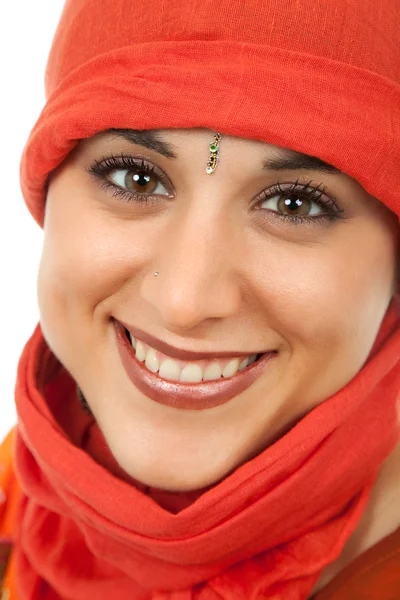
(222, 358), (240, 378)
(128, 334), (260, 383)
(136, 340), (147, 362)
(203, 362), (222, 381)
(238, 357), (249, 371)
(179, 364), (203, 383)
(145, 348), (159, 373)
(135, 340), (147, 362)
(158, 358), (181, 381)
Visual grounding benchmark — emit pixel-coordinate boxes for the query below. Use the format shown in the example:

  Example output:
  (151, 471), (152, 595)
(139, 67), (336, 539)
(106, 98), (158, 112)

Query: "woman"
(0, 0), (399, 598)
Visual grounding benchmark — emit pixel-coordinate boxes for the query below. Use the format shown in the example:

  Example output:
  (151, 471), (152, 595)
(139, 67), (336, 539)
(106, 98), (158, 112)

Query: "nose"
(140, 208), (242, 332)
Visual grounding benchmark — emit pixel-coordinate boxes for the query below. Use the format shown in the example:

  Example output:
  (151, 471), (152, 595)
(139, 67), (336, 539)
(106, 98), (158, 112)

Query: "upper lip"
(116, 320), (273, 361)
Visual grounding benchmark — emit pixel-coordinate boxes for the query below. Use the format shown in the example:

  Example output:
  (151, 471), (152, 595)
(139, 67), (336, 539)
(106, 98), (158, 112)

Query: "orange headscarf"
(14, 0), (400, 598)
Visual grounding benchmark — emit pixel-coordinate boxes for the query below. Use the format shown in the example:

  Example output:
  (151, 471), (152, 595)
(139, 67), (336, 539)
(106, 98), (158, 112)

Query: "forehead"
(84, 128), (342, 176)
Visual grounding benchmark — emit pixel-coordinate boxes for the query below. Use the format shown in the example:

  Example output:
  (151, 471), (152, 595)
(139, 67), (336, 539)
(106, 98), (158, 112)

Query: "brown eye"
(108, 168), (169, 196)
(276, 195), (314, 216)
(124, 170), (158, 194)
(259, 190), (325, 218)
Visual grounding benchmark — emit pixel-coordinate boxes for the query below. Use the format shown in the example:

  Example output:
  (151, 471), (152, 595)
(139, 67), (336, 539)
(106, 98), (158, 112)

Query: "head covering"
(20, 0), (400, 225)
(13, 0), (400, 598)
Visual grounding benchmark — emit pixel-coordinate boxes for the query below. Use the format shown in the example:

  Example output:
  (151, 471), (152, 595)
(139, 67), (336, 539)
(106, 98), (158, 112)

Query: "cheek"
(37, 198), (154, 356)
(39, 201), (149, 300)
(244, 226), (395, 414)
(250, 225), (395, 359)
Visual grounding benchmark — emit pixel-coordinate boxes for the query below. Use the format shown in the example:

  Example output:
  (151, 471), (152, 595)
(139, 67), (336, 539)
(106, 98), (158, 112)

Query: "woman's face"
(39, 128), (399, 491)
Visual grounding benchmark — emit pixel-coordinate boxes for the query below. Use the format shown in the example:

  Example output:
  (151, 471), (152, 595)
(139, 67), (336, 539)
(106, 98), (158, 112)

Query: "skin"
(39, 128), (399, 500)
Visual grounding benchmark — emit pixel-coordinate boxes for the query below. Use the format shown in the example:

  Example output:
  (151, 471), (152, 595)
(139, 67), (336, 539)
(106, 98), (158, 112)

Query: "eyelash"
(85, 153), (345, 226)
(86, 154), (171, 201)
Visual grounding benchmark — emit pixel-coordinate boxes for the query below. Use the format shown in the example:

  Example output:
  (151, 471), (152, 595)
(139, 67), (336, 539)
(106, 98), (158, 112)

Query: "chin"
(112, 446), (233, 493)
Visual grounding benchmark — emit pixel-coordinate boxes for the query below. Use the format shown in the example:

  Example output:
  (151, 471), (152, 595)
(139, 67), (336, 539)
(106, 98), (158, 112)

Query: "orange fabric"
(9, 299), (400, 599)
(0, 428), (21, 599)
(13, 0), (400, 598)
(1, 427), (400, 600)
(313, 526), (400, 600)
(0, 429), (20, 541)
(20, 0), (400, 226)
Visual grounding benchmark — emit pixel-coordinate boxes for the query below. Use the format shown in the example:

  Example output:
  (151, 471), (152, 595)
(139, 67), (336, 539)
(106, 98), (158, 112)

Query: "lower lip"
(113, 320), (277, 410)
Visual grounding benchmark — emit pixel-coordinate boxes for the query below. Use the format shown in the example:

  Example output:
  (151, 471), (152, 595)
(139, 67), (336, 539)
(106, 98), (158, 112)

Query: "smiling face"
(38, 128), (399, 491)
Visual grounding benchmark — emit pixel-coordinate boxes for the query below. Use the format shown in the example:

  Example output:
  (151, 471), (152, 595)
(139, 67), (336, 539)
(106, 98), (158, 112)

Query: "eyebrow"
(105, 128), (341, 175)
(106, 128), (178, 159)
(262, 152), (341, 174)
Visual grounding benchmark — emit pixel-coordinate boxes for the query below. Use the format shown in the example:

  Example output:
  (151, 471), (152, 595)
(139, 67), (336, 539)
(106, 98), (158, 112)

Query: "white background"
(0, 2), (65, 442)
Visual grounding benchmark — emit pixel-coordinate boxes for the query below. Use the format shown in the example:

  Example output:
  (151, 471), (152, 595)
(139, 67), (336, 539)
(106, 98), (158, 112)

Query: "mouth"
(113, 320), (278, 410)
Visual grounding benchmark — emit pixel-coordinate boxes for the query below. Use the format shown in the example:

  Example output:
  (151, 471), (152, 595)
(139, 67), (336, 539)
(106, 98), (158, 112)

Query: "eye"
(256, 180), (344, 225)
(261, 191), (323, 216)
(109, 167), (170, 196)
(85, 154), (173, 203)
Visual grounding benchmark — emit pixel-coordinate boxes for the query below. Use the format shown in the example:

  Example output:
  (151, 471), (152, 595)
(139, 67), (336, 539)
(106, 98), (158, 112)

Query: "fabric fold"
(21, 41), (400, 227)
(11, 297), (400, 598)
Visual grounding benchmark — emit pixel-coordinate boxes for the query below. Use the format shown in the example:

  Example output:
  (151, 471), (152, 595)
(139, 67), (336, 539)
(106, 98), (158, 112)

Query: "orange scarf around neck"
(12, 297), (400, 599)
